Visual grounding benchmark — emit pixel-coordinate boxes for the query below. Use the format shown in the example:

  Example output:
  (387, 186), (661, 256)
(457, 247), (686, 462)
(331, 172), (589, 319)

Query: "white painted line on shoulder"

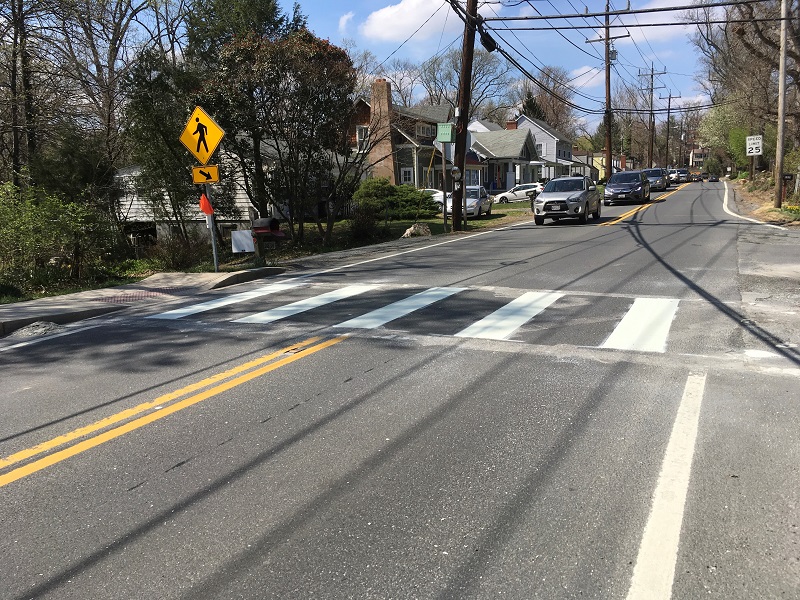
(148, 280), (307, 320)
(0, 324), (103, 352)
(601, 297), (679, 353)
(723, 182), (785, 230)
(233, 284), (379, 325)
(333, 287), (466, 329)
(454, 291), (563, 340)
(626, 371), (707, 600)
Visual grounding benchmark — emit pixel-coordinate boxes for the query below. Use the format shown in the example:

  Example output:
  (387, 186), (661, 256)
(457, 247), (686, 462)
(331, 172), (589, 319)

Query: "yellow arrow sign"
(180, 106), (225, 165)
(192, 165), (220, 184)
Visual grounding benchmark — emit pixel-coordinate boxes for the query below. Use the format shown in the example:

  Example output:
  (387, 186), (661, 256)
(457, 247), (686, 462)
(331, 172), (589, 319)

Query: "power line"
(482, 0), (771, 21)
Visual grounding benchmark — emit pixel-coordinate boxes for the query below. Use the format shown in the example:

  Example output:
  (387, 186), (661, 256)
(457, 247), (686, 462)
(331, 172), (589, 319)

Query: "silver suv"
(531, 176), (601, 225)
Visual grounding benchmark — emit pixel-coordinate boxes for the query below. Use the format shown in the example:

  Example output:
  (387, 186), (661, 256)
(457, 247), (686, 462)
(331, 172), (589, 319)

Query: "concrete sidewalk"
(0, 267), (285, 337)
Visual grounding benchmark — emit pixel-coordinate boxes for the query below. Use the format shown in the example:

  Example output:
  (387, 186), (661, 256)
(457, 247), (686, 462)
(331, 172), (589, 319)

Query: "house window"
(356, 126), (369, 151)
(536, 143), (543, 156)
(416, 124), (433, 138)
(400, 168), (414, 185)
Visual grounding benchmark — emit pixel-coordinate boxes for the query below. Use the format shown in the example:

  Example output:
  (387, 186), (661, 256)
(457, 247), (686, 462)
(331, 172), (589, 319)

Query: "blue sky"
(284, 0), (706, 129)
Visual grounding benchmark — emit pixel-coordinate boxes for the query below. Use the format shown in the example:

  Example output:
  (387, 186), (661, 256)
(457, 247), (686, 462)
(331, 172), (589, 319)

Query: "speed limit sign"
(746, 135), (763, 156)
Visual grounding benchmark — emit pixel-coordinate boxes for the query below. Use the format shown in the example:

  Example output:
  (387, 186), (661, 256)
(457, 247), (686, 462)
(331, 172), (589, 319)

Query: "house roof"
(469, 119), (503, 132)
(470, 129), (537, 160)
(396, 104), (451, 124)
(516, 114), (568, 142)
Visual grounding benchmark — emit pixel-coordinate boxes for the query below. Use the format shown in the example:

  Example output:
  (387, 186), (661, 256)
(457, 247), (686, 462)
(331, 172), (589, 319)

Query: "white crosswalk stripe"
(232, 284), (380, 325)
(148, 281), (306, 320)
(148, 283), (682, 354)
(454, 291), (564, 340)
(600, 297), (680, 353)
(333, 287), (466, 329)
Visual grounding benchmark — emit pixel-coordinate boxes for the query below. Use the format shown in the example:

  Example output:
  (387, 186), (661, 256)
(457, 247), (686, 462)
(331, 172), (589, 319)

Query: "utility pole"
(451, 0), (478, 231)
(604, 2), (612, 180)
(586, 3), (628, 180)
(775, 0), (788, 208)
(660, 91), (679, 169)
(641, 63), (665, 167)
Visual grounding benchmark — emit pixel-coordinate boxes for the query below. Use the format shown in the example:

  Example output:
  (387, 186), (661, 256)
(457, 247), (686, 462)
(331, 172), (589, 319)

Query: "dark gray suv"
(603, 170), (651, 205)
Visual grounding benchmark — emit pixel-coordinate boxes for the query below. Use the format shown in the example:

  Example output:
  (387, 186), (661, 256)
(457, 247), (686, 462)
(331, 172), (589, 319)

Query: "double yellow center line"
(601, 183), (689, 226)
(0, 335), (347, 488)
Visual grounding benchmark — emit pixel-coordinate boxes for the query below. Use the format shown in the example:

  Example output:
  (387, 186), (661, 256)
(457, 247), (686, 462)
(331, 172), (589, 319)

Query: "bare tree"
(416, 47), (515, 120)
(382, 58), (420, 108)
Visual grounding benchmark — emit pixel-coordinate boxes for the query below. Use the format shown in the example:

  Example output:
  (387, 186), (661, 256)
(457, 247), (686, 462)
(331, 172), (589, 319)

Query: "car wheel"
(592, 201), (601, 220)
(578, 209), (588, 224)
(498, 196), (508, 203)
(534, 215), (544, 225)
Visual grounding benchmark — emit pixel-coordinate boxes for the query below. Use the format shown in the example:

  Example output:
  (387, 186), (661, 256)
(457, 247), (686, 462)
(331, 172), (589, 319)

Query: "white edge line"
(723, 181), (786, 230)
(0, 324), (104, 352)
(626, 371), (707, 600)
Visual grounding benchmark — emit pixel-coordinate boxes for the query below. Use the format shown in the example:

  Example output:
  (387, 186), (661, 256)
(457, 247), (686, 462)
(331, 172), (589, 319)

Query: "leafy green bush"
(0, 182), (114, 294)
(142, 228), (211, 270)
(350, 178), (439, 240)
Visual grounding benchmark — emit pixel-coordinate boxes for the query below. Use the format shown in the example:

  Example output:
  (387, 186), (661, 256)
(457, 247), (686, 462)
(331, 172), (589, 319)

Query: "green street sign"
(436, 123), (455, 143)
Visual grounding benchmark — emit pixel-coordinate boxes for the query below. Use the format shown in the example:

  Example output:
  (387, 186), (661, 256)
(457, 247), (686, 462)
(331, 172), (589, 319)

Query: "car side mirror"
(588, 185), (596, 191)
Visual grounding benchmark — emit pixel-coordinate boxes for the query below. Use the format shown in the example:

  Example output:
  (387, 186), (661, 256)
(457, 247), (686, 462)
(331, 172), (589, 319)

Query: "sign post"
(436, 123), (455, 233)
(181, 106), (226, 272)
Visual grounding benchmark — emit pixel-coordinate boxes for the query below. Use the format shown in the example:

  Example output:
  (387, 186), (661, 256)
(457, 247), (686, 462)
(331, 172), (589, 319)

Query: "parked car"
(421, 188), (446, 210)
(445, 185), (493, 217)
(531, 176), (601, 225)
(494, 183), (539, 203)
(701, 172), (709, 180)
(643, 168), (669, 191)
(668, 169), (679, 183)
(661, 168), (671, 188)
(708, 174), (720, 182)
(677, 168), (690, 183)
(603, 170), (651, 205)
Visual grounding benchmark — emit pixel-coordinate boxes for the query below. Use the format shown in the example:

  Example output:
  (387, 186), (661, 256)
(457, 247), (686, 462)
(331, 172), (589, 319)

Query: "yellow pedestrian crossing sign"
(180, 106), (224, 165)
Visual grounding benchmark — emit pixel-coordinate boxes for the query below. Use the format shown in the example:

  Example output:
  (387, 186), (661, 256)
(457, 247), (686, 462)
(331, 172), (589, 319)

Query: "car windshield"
(609, 173), (640, 184)
(466, 188), (481, 199)
(544, 179), (584, 193)
(644, 169), (662, 177)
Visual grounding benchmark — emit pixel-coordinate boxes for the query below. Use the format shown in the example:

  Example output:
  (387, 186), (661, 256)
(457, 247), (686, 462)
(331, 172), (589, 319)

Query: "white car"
(445, 186), (493, 217)
(494, 183), (540, 203)
(420, 188), (446, 210)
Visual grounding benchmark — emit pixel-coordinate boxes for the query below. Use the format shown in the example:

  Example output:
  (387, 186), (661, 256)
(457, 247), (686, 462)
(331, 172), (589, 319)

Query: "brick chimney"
(506, 119), (517, 130)
(369, 78), (396, 184)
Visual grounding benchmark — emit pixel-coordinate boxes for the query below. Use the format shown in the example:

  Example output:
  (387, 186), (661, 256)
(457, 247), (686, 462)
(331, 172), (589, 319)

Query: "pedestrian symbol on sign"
(193, 118), (208, 154)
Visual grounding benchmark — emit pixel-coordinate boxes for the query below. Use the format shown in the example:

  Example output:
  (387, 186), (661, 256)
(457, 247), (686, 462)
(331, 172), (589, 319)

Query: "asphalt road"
(1, 181), (798, 599)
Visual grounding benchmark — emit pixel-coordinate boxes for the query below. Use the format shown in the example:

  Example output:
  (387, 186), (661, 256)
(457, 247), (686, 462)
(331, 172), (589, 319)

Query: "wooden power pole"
(452, 0), (478, 231)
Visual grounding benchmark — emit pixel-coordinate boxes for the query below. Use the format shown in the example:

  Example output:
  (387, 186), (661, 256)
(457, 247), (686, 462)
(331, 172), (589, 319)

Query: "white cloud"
(360, 0), (457, 43)
(339, 12), (355, 36)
